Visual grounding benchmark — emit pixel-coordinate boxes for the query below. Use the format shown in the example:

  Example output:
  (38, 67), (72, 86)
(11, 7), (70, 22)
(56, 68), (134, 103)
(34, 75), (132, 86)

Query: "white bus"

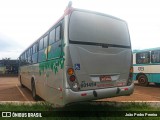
(133, 47), (160, 86)
(19, 2), (134, 107)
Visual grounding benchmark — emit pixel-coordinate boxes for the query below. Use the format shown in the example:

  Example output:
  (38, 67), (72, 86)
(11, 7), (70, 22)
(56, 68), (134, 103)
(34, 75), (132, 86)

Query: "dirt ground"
(0, 77), (34, 101)
(0, 77), (160, 102)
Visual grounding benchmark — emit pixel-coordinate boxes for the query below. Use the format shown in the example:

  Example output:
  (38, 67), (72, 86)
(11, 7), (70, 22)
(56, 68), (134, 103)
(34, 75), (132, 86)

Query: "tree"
(2, 58), (10, 60)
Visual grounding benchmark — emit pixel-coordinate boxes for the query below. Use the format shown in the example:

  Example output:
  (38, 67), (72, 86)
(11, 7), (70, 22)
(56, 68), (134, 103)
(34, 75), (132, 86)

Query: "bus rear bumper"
(64, 83), (134, 105)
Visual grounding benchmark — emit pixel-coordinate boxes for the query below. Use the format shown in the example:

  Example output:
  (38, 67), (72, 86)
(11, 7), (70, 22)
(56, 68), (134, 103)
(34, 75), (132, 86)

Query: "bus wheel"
(137, 75), (149, 86)
(155, 83), (160, 87)
(31, 80), (38, 101)
(19, 76), (25, 88)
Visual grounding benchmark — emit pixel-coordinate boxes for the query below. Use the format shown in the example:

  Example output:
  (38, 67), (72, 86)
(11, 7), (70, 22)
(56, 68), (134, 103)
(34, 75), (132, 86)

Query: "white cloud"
(0, 0), (160, 59)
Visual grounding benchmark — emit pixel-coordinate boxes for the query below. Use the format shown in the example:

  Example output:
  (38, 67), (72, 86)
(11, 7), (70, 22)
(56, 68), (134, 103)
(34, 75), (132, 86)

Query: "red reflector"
(129, 73), (133, 78)
(81, 93), (87, 96)
(124, 88), (128, 91)
(70, 75), (76, 82)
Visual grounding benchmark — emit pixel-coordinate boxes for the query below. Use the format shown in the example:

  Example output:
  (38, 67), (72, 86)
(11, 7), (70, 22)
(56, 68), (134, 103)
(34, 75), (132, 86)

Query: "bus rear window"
(136, 52), (150, 64)
(69, 11), (130, 46)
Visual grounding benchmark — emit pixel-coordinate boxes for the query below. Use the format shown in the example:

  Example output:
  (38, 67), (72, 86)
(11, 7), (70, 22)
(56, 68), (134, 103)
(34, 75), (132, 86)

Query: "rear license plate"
(100, 75), (112, 82)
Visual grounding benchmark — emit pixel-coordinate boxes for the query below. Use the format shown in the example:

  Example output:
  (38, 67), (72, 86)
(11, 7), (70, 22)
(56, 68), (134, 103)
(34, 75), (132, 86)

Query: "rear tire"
(19, 76), (25, 88)
(137, 75), (149, 86)
(155, 83), (160, 87)
(31, 80), (38, 101)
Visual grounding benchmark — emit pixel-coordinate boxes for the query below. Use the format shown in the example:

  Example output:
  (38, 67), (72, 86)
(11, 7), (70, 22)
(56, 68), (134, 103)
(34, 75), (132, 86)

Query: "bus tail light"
(129, 67), (133, 79)
(67, 67), (80, 91)
(127, 66), (133, 85)
(67, 68), (74, 75)
(70, 75), (76, 82)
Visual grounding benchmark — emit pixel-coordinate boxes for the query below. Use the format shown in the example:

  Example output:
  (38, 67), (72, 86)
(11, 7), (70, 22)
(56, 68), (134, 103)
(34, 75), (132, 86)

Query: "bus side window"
(38, 38), (44, 62)
(32, 43), (38, 64)
(24, 52), (28, 65)
(136, 52), (150, 64)
(30, 47), (33, 55)
(49, 29), (55, 45)
(48, 25), (62, 60)
(44, 35), (48, 48)
(158, 51), (160, 63)
(39, 38), (44, 50)
(20, 54), (23, 66)
(19, 55), (22, 66)
(151, 50), (160, 63)
(56, 26), (61, 41)
(28, 47), (32, 64)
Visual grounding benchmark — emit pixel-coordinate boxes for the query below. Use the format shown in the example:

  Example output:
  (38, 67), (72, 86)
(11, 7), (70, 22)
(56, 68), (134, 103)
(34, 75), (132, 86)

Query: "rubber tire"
(138, 75), (149, 86)
(31, 80), (38, 101)
(155, 83), (160, 87)
(19, 76), (25, 88)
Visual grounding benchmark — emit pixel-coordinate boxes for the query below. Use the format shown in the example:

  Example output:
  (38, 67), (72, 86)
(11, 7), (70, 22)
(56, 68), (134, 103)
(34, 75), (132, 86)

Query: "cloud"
(0, 33), (23, 59)
(0, 34), (15, 50)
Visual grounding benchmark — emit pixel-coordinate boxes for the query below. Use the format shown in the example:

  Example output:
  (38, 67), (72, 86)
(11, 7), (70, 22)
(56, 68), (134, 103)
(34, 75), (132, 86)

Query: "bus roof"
(133, 47), (160, 53)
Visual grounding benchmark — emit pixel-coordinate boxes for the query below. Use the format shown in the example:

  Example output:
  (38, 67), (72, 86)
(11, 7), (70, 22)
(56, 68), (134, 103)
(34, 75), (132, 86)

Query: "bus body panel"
(44, 67), (64, 105)
(69, 45), (131, 90)
(20, 66), (32, 90)
(64, 83), (134, 105)
(19, 63), (64, 105)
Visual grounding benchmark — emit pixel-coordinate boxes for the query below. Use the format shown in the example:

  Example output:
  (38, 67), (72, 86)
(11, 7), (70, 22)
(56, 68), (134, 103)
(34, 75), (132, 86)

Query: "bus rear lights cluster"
(129, 67), (133, 78)
(67, 68), (76, 82)
(129, 73), (133, 78)
(128, 66), (133, 85)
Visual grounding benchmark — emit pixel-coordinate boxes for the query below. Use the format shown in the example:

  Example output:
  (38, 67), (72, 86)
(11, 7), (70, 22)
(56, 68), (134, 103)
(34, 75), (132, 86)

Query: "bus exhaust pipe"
(116, 88), (121, 94)
(93, 91), (98, 97)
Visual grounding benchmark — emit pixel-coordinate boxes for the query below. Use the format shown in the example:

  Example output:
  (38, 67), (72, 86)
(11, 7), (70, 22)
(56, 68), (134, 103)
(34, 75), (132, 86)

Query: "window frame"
(136, 51), (150, 64)
(49, 29), (56, 45)
(25, 52), (27, 60)
(49, 21), (63, 45)
(33, 43), (37, 54)
(55, 26), (61, 42)
(39, 38), (44, 50)
(30, 47), (33, 56)
(44, 35), (48, 48)
(151, 50), (160, 63)
(35, 42), (38, 53)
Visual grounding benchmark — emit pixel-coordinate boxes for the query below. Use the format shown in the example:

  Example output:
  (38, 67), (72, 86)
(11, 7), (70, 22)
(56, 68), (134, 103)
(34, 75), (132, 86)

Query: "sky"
(0, 0), (160, 59)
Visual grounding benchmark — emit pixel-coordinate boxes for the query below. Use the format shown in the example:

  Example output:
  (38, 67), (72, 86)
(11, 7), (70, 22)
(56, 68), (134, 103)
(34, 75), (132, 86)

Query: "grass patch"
(0, 102), (49, 111)
(0, 101), (160, 120)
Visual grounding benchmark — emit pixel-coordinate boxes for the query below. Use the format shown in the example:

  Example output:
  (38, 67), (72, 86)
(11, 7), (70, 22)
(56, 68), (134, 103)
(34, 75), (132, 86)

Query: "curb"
(0, 101), (44, 105)
(0, 101), (160, 107)
(96, 101), (160, 108)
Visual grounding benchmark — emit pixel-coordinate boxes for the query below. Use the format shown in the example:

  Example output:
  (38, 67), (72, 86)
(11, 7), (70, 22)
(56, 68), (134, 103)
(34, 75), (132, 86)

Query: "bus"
(133, 47), (160, 86)
(19, 2), (134, 107)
